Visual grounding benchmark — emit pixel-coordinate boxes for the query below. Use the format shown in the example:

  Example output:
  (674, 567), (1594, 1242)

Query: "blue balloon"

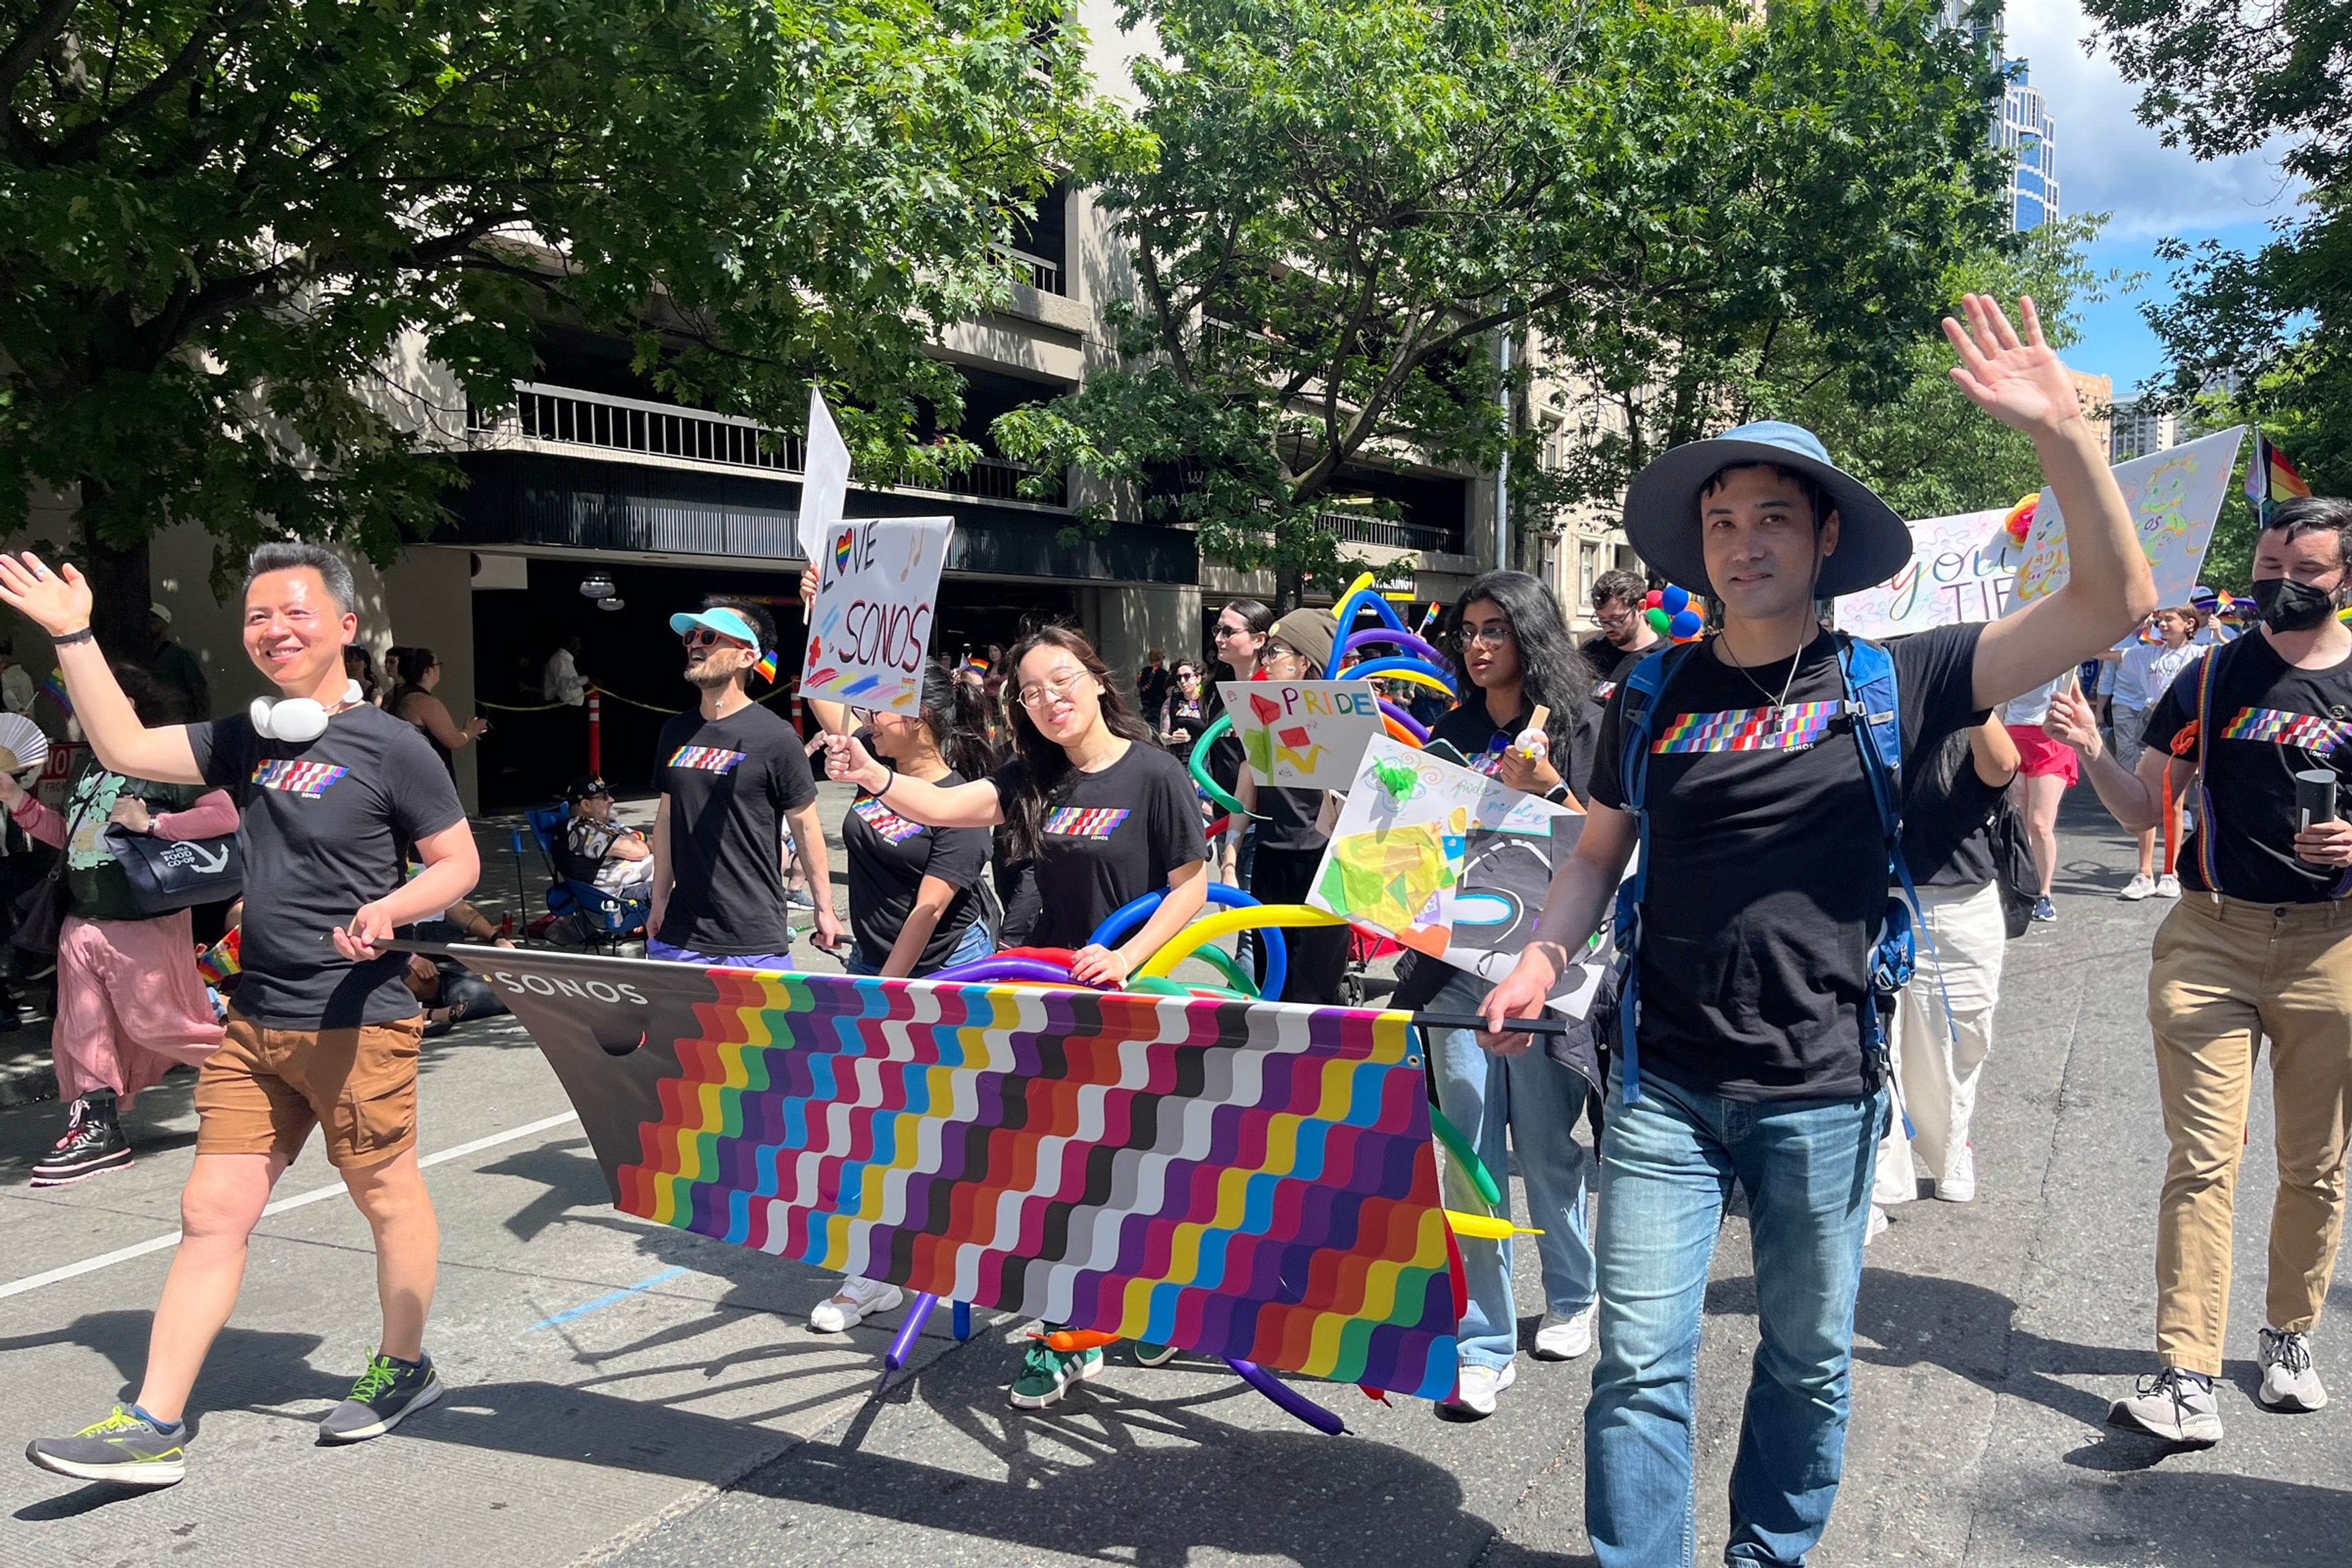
(1668, 608), (1704, 639)
(1660, 584), (1691, 614)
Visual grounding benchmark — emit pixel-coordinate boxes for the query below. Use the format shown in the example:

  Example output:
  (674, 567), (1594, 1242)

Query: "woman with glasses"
(1395, 570), (1601, 1417)
(1158, 662), (1210, 752)
(1204, 599), (1275, 894)
(823, 624), (1208, 1410)
(1225, 609), (1350, 1005)
(386, 646), (488, 779)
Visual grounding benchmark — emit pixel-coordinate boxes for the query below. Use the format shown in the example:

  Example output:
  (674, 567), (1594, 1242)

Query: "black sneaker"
(318, 1351), (444, 1444)
(25, 1405), (187, 1488)
(30, 1092), (131, 1187)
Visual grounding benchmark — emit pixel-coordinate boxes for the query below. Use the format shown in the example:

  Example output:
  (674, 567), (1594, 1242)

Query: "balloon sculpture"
(1640, 584), (1706, 643)
(2002, 491), (2040, 545)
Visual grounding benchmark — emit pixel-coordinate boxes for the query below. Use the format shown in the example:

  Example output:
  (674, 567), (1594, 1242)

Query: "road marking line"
(0, 1109), (581, 1302)
(529, 1265), (689, 1330)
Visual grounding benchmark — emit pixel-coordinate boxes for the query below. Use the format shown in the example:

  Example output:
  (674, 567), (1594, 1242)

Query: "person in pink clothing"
(7, 668), (236, 1186)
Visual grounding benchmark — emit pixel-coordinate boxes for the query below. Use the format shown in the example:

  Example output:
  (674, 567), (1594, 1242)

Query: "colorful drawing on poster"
(800, 515), (954, 716)
(456, 951), (1460, 1398)
(1836, 508), (2015, 639)
(2010, 426), (2245, 629)
(1217, 680), (1384, 791)
(1309, 736), (1596, 1009)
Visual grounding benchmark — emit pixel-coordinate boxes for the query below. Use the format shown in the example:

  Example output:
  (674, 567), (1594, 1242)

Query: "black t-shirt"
(1200, 680), (1246, 794)
(844, 735), (991, 971)
(190, 703), (466, 1029)
(1254, 786), (1328, 855)
(1899, 733), (2005, 891)
(1577, 642), (1659, 799)
(1424, 692), (1597, 805)
(2145, 634), (2352, 903)
(1591, 625), (1985, 1102)
(653, 701), (818, 954)
(987, 740), (1207, 950)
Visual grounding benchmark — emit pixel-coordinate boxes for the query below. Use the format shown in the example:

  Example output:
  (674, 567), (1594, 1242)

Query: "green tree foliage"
(0, 1), (1137, 644)
(2084, 0), (2350, 499)
(993, 0), (2005, 604)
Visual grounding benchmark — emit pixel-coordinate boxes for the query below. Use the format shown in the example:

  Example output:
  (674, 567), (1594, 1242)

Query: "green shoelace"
(347, 1353), (405, 1403)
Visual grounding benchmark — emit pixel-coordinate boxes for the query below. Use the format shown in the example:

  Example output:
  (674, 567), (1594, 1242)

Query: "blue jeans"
(1585, 1063), (1888, 1568)
(1427, 968), (1596, 1370)
(840, 919), (993, 977)
(646, 939), (795, 971)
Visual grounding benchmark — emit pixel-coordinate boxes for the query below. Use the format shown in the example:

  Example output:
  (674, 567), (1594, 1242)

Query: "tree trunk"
(76, 502), (153, 663)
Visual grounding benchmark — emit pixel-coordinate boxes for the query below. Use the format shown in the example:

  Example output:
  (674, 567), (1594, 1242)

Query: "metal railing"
(1319, 511), (1466, 556)
(1001, 246), (1063, 296)
(467, 382), (1064, 505)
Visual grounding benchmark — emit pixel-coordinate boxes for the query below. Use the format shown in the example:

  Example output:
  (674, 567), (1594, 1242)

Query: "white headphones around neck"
(250, 680), (363, 744)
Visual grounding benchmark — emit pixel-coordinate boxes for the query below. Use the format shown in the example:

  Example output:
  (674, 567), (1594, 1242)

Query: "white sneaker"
(809, 1276), (903, 1333)
(2108, 1366), (2223, 1447)
(1438, 1360), (1517, 1418)
(2120, 873), (2157, 901)
(1533, 1306), (1594, 1362)
(2259, 1327), (2328, 1411)
(2155, 874), (2182, 898)
(1935, 1145), (1976, 1204)
(1865, 1207), (1889, 1245)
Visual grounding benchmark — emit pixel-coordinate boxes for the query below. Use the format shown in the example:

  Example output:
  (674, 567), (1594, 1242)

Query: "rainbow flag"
(462, 953), (1460, 1396)
(2249, 429), (2314, 518)
(197, 927), (241, 983)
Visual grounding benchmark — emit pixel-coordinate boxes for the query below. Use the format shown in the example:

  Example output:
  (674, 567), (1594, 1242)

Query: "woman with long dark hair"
(822, 624), (1208, 1407)
(1204, 599), (1274, 886)
(1398, 569), (1601, 1417)
(386, 646), (487, 777)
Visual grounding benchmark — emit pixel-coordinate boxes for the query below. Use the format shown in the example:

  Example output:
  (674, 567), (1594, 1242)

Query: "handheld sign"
(797, 388), (851, 565)
(1216, 679), (1384, 790)
(801, 516), (953, 715)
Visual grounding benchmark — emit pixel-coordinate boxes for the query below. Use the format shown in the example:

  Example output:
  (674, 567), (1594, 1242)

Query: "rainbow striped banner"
(2222, 706), (2352, 755)
(1651, 699), (1847, 754)
(459, 952), (1458, 1396)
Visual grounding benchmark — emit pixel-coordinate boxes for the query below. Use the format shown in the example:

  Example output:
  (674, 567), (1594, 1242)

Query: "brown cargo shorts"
(194, 1010), (426, 1169)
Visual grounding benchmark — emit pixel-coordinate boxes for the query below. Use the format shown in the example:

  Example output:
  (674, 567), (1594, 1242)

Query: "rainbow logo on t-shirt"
(251, 759), (349, 797)
(2220, 706), (2352, 754)
(666, 745), (747, 773)
(1044, 806), (1129, 839)
(852, 793), (925, 845)
(1651, 701), (1845, 755)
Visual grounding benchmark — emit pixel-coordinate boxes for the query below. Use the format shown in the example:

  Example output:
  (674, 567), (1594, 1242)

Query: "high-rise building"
(2110, 394), (2183, 462)
(1943, 4), (2059, 232)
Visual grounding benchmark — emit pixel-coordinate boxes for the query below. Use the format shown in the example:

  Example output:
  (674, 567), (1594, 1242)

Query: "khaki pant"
(2148, 895), (2352, 1376)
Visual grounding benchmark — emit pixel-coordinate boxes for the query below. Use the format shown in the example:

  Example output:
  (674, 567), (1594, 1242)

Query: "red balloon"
(1643, 589), (1664, 609)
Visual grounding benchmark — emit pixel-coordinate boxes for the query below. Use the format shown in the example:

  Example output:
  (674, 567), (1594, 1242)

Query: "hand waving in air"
(1941, 295), (2082, 439)
(0, 552), (94, 635)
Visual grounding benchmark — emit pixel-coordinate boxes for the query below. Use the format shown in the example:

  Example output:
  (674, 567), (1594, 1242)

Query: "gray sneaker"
(2259, 1327), (2328, 1411)
(318, 1350), (444, 1444)
(2109, 1366), (2223, 1447)
(25, 1405), (187, 1488)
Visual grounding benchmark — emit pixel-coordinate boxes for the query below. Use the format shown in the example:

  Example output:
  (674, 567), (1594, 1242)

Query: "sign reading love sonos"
(800, 516), (953, 717)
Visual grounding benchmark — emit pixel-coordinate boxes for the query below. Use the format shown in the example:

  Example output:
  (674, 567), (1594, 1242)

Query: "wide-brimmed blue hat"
(1622, 421), (1912, 600)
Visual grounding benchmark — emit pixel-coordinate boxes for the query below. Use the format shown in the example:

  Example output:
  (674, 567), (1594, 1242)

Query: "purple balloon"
(1377, 698), (1430, 743)
(1337, 627), (1447, 669)
(1225, 1357), (1347, 1435)
(927, 957), (1077, 987)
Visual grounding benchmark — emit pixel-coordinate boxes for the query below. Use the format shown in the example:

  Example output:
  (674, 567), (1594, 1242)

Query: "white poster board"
(2011, 425), (2245, 614)
(799, 516), (953, 715)
(797, 388), (851, 564)
(1836, 508), (2015, 639)
(1215, 679), (1383, 790)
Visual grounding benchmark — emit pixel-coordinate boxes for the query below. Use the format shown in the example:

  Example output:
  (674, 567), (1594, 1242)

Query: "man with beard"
(648, 598), (839, 969)
(1575, 569), (1668, 799)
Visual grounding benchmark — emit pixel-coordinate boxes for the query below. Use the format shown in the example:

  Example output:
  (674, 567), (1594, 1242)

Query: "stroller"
(522, 804), (650, 952)
(1340, 926), (1400, 1009)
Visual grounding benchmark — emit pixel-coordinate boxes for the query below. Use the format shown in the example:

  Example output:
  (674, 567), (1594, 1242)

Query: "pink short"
(2007, 723), (2080, 785)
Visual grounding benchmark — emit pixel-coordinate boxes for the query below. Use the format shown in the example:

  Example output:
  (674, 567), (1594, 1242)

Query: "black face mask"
(2252, 575), (2341, 633)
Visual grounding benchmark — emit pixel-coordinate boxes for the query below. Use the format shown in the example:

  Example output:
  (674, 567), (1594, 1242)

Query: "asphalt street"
(3, 793), (2350, 1566)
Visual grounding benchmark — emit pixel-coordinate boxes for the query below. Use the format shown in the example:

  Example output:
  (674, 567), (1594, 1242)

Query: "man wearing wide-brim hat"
(1482, 296), (2155, 1566)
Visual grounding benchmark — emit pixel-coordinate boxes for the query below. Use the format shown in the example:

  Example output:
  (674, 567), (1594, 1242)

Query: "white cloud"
(2003, 0), (2301, 238)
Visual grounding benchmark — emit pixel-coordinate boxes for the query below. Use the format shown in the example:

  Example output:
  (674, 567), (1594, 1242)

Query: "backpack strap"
(1838, 635), (1919, 1085)
(1610, 641), (1705, 1104)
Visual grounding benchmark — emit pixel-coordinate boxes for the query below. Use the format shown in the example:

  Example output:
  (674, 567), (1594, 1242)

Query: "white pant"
(1875, 879), (2006, 1202)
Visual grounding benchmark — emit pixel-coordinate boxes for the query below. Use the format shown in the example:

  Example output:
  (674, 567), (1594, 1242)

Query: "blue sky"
(2005, 0), (2304, 398)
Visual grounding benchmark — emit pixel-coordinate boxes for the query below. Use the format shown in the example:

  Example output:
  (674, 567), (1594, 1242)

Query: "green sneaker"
(25, 1405), (187, 1488)
(1132, 1341), (1180, 1367)
(1008, 1340), (1104, 1409)
(318, 1349), (443, 1444)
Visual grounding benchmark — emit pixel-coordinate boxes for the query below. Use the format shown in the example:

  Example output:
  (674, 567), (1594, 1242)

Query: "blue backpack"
(1610, 634), (1918, 1104)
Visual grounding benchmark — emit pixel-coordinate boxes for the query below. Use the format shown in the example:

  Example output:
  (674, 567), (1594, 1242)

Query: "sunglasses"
(682, 628), (745, 650)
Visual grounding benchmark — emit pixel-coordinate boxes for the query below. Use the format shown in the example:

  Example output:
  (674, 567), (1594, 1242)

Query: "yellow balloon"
(1362, 668), (1453, 695)
(1444, 1210), (1545, 1241)
(1338, 570), (1376, 605)
(1134, 904), (1351, 979)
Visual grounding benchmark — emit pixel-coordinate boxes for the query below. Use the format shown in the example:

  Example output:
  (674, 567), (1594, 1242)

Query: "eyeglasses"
(1017, 669), (1093, 709)
(1593, 609), (1634, 631)
(1212, 624), (1254, 641)
(681, 628), (734, 649)
(848, 706), (875, 725)
(1259, 642), (1300, 664)
(1461, 624), (1513, 646)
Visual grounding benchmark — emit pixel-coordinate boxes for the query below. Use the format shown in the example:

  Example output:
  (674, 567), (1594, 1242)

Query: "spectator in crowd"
(2046, 495), (2352, 1447)
(9, 539), (479, 1485)
(562, 774), (654, 895)
(649, 599), (840, 970)
(1577, 568), (1664, 798)
(543, 633), (587, 707)
(342, 646), (384, 708)
(1205, 598), (1275, 881)
(1158, 660), (1210, 752)
(0, 645), (34, 714)
(2109, 606), (2206, 900)
(1395, 570), (1597, 1419)
(2002, 671), (2077, 921)
(823, 624), (1207, 1409)
(1227, 610), (1349, 1006)
(9, 666), (235, 1188)
(145, 603), (209, 722)
(386, 647), (488, 778)
(1872, 714), (2020, 1235)
(1135, 646), (1172, 721)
